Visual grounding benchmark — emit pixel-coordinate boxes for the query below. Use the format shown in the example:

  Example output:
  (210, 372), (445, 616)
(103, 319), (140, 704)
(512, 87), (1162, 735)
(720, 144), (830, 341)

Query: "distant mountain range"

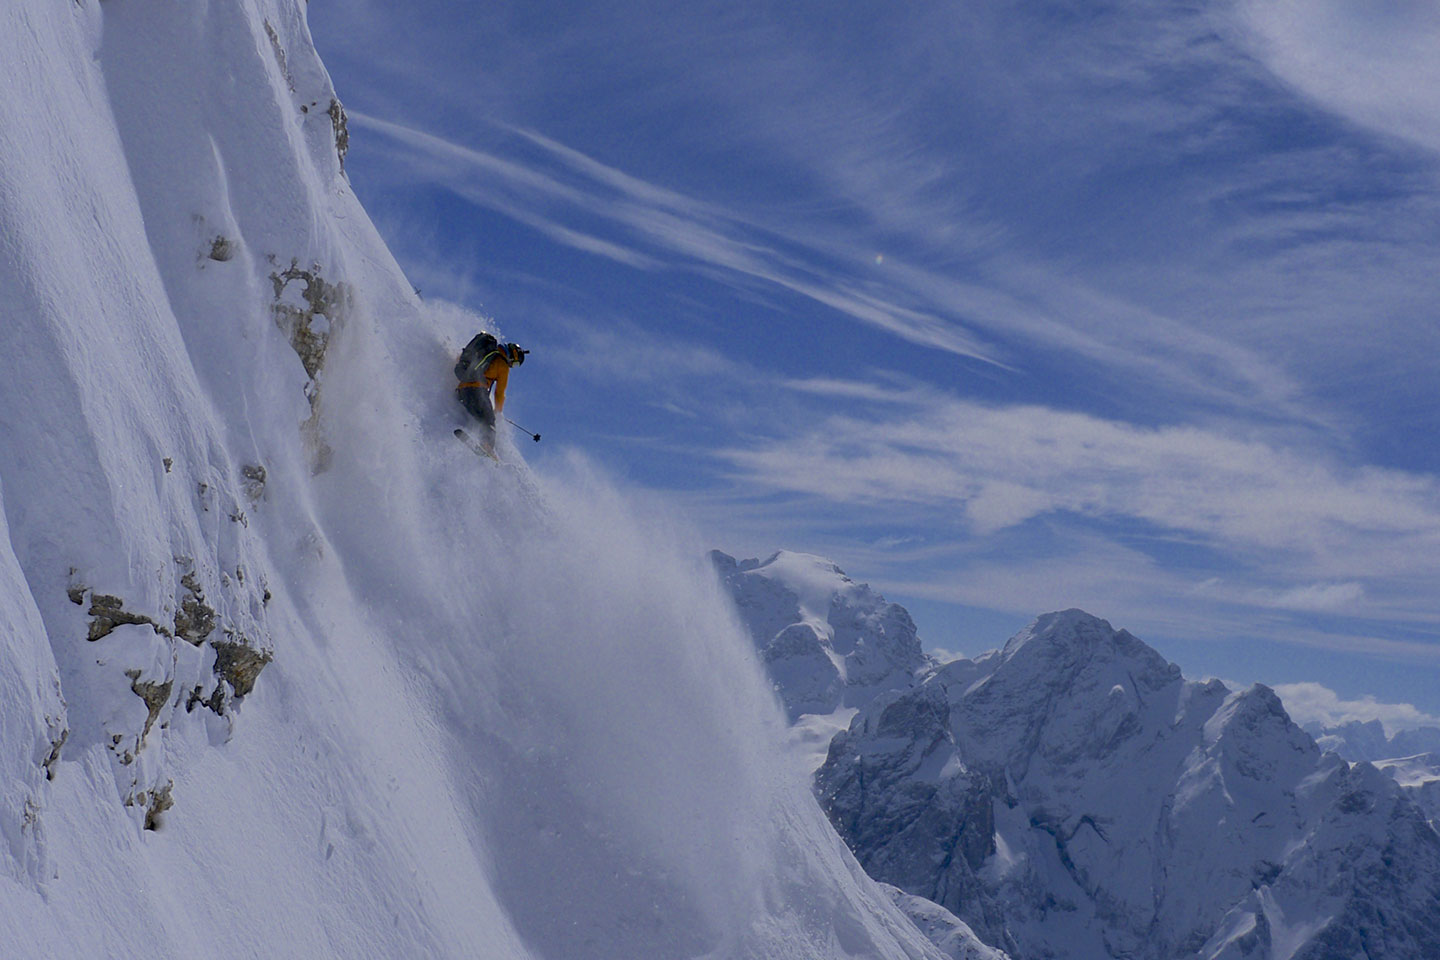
(1303, 720), (1440, 830)
(1302, 717), (1440, 763)
(718, 553), (1440, 960)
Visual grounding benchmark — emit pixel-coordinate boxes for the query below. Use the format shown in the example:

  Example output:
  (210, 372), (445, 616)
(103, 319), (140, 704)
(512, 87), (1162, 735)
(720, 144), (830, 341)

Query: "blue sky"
(309, 0), (1440, 722)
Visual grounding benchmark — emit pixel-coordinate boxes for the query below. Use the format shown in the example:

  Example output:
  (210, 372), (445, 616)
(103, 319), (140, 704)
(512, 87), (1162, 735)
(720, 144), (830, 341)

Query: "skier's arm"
(490, 362), (509, 414)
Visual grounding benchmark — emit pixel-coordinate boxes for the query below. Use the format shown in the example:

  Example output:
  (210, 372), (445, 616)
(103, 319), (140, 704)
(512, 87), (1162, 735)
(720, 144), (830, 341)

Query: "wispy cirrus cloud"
(350, 112), (1004, 366)
(726, 390), (1440, 547)
(349, 111), (1355, 430)
(718, 384), (1440, 623)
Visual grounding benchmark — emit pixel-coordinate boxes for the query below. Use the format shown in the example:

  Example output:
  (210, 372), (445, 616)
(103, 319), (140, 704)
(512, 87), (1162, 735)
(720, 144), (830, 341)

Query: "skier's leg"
(476, 394), (497, 453)
(457, 385), (478, 417)
(458, 386), (498, 453)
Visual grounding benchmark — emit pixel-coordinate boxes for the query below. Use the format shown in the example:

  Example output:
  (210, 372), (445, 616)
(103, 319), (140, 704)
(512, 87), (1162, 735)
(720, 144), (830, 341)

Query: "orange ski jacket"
(483, 355), (510, 414)
(457, 355), (510, 412)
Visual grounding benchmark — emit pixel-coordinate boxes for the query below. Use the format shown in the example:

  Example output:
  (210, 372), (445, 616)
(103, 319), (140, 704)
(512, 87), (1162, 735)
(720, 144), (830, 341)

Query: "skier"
(454, 332), (527, 457)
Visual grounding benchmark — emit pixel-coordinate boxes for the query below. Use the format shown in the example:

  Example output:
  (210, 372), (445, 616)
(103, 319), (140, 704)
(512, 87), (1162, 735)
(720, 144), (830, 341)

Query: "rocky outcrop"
(211, 640), (272, 699)
(65, 542), (274, 831)
(270, 259), (350, 472)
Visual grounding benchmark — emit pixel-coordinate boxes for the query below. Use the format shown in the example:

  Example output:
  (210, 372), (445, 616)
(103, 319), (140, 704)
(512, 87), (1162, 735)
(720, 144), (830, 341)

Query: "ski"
(454, 427), (498, 461)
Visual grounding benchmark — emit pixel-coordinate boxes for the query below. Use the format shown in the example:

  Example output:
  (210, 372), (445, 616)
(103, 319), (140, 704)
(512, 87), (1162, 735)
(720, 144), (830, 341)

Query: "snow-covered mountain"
(1299, 718), (1440, 832)
(1304, 718), (1440, 763)
(1374, 754), (1440, 829)
(0, 3), (952, 957)
(817, 610), (1440, 960)
(712, 549), (936, 720)
(711, 549), (1007, 960)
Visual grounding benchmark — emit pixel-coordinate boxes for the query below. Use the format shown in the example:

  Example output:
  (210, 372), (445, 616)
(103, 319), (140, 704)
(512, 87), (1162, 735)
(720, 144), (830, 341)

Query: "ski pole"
(505, 417), (541, 442)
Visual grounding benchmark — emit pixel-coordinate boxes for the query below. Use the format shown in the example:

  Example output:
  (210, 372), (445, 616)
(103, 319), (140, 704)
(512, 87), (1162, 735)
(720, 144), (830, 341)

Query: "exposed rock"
(207, 235), (237, 262)
(143, 781), (174, 831)
(240, 463), (267, 501)
(42, 727), (68, 781)
(328, 98), (348, 171)
(212, 639), (272, 698)
(270, 258), (349, 472)
(125, 669), (173, 742)
(263, 19), (293, 91)
(270, 259), (348, 382)
(87, 593), (167, 641)
(173, 571), (217, 645)
(185, 682), (226, 716)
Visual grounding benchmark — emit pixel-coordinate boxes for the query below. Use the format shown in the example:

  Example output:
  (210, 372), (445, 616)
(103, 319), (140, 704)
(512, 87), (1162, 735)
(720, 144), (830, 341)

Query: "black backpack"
(455, 332), (500, 381)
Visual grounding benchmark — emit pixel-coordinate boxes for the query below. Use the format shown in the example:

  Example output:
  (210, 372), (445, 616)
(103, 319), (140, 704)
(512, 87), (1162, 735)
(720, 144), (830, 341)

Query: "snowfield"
(0, 2), (948, 957)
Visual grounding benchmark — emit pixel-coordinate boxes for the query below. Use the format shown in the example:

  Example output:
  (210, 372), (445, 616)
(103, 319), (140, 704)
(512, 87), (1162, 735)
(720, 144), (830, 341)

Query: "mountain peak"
(1001, 608), (1115, 655)
(713, 547), (933, 720)
(758, 549), (853, 582)
(711, 548), (850, 580)
(997, 608), (1178, 686)
(1204, 683), (1317, 765)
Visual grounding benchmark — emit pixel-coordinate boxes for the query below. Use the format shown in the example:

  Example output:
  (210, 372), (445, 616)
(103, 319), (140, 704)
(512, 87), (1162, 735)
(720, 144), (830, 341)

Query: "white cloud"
(781, 376), (938, 406)
(1273, 681), (1440, 736)
(545, 318), (743, 385)
(1234, 0), (1440, 155)
(714, 393), (1440, 625)
(721, 397), (1440, 549)
(1257, 581), (1365, 613)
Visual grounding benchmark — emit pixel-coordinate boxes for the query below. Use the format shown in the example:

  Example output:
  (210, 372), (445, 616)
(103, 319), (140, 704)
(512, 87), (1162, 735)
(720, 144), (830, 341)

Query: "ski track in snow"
(0, 2), (945, 958)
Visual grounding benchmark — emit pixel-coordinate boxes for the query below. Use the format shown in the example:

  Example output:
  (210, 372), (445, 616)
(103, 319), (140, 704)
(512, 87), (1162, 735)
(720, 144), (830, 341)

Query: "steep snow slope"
(818, 611), (1440, 960)
(881, 885), (1009, 960)
(0, 3), (944, 957)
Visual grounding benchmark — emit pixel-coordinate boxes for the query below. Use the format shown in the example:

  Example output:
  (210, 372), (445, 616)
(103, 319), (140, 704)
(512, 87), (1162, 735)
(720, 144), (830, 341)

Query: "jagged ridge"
(817, 610), (1440, 959)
